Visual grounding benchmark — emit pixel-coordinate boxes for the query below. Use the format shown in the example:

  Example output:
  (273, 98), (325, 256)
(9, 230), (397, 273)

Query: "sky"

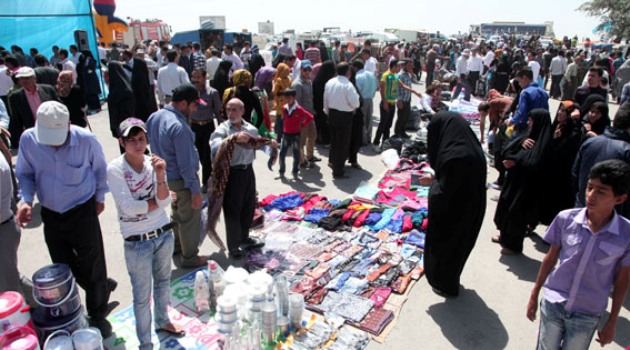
(115, 0), (603, 40)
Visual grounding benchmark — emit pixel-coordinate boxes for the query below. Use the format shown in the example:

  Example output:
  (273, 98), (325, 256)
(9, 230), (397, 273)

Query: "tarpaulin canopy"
(0, 0), (107, 97)
(0, 1), (99, 59)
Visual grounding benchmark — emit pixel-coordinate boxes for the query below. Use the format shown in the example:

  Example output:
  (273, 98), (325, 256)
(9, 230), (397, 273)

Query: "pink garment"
(25, 87), (41, 120)
(369, 287), (392, 308)
(402, 215), (413, 232)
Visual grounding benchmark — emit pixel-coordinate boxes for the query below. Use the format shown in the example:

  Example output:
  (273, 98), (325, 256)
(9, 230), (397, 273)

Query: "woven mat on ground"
(104, 268), (222, 350)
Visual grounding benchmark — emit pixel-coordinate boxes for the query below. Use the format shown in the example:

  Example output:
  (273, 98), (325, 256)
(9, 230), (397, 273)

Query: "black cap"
(172, 83), (207, 106)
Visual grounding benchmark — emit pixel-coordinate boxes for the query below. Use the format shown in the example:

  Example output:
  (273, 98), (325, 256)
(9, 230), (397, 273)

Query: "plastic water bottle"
(208, 260), (224, 312)
(418, 122), (428, 143)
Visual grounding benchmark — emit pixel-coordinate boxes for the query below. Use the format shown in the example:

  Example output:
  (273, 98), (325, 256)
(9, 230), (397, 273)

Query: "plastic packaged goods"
(208, 260), (224, 312)
(194, 271), (210, 313)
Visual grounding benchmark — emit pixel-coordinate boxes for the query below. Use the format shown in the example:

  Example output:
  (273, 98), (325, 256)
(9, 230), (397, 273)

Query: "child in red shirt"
(279, 88), (313, 178)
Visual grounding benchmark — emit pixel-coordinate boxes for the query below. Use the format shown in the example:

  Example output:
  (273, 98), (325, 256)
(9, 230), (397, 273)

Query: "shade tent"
(0, 0), (107, 97)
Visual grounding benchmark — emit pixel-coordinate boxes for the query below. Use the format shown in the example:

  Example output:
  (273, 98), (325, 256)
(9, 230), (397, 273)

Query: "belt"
(190, 119), (213, 126)
(230, 164), (252, 171)
(1, 215), (13, 226)
(125, 222), (175, 242)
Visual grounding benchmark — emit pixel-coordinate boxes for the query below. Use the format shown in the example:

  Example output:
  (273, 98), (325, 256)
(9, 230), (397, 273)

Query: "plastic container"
(217, 310), (238, 323)
(42, 330), (72, 350)
(216, 296), (237, 314)
(0, 292), (33, 335)
(72, 328), (103, 350)
(37, 283), (81, 319)
(32, 306), (87, 342)
(32, 265), (74, 305)
(0, 326), (40, 350)
(208, 261), (224, 312)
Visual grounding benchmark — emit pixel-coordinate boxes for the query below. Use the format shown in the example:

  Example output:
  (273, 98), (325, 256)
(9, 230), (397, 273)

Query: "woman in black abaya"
(211, 60), (233, 102)
(425, 112), (487, 297)
(493, 109), (552, 254)
(107, 61), (135, 153)
(539, 102), (582, 225)
(312, 60), (336, 145)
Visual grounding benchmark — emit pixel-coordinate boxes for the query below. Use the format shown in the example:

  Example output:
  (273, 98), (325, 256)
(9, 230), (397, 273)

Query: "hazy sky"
(116, 0), (602, 40)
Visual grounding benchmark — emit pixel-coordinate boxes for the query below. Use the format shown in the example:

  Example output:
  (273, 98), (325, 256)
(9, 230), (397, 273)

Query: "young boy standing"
(527, 159), (630, 350)
(107, 118), (184, 349)
(278, 88), (313, 179)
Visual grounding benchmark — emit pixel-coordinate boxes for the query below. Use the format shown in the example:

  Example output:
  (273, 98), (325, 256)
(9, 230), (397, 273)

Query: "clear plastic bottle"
(274, 275), (289, 317)
(209, 260), (224, 312)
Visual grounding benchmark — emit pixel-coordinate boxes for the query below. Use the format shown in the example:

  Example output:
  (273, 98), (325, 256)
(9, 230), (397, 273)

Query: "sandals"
(156, 323), (186, 337)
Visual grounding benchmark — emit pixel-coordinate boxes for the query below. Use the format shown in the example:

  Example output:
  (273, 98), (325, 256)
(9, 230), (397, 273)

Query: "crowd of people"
(0, 31), (629, 350)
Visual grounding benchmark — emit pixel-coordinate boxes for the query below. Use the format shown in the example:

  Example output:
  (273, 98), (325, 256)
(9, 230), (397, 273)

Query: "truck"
(170, 29), (225, 50)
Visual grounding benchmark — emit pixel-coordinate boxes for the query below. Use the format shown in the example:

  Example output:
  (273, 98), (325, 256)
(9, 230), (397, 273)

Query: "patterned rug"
(103, 268), (222, 350)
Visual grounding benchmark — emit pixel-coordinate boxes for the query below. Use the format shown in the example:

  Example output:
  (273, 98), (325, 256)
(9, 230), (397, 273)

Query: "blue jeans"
(537, 299), (601, 350)
(279, 133), (301, 174)
(124, 230), (174, 350)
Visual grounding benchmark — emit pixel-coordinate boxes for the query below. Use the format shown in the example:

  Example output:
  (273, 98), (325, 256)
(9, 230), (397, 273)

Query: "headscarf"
(488, 89), (502, 101)
(553, 101), (579, 136)
(254, 67), (275, 90)
(427, 112), (484, 173)
(212, 60), (233, 97)
(233, 69), (252, 87)
(313, 60), (337, 113)
(585, 101), (611, 135)
(578, 92), (605, 118)
(56, 71), (73, 98)
(274, 63), (291, 81)
(503, 109), (553, 171)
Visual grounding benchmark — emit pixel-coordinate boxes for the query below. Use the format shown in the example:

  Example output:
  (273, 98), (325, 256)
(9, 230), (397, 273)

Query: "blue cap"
(301, 60), (312, 70)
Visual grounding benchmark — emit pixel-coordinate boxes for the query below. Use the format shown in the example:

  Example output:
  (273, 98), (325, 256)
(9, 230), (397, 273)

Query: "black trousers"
(191, 122), (215, 187)
(328, 109), (354, 176)
(314, 111), (330, 145)
(374, 102), (396, 145)
(223, 166), (256, 251)
(550, 74), (563, 99)
(468, 71), (480, 95)
(394, 100), (411, 136)
(40, 197), (110, 319)
(425, 64), (435, 86)
(349, 109), (364, 164)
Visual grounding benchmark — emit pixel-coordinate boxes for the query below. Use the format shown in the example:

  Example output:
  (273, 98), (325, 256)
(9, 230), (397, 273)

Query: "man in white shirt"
(222, 44), (243, 76)
(483, 46), (495, 68)
(452, 49), (471, 101)
(323, 62), (360, 179)
(0, 58), (14, 107)
(59, 49), (77, 83)
(205, 49), (222, 80)
(157, 50), (190, 106)
(549, 50), (567, 99)
(527, 51), (541, 84)
(69, 45), (80, 66)
(361, 49), (379, 77)
(467, 48), (484, 96)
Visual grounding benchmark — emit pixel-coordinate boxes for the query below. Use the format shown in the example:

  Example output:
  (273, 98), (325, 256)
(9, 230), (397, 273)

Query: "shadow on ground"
(498, 251), (542, 283)
(427, 287), (509, 349)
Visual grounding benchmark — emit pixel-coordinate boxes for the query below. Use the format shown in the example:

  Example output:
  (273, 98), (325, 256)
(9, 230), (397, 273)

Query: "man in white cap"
(452, 49), (471, 101)
(7, 66), (58, 148)
(15, 101), (116, 338)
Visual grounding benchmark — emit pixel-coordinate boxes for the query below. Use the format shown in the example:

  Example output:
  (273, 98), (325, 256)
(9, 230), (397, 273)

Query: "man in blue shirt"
(146, 84), (208, 268)
(506, 68), (549, 137)
(15, 101), (115, 337)
(352, 60), (378, 146)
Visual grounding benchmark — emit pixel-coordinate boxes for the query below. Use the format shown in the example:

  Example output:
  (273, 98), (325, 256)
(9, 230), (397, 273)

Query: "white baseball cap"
(15, 67), (35, 78)
(35, 101), (70, 145)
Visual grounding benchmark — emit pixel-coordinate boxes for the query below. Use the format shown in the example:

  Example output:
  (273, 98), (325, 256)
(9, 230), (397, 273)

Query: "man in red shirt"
(278, 88), (313, 179)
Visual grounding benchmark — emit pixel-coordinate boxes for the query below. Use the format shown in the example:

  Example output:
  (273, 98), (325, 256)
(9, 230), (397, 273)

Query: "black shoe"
(107, 278), (118, 293)
(292, 171), (299, 179)
(308, 156), (322, 162)
(229, 249), (243, 260)
(431, 287), (458, 298)
(90, 317), (113, 338)
(241, 237), (265, 250)
(300, 161), (312, 169)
